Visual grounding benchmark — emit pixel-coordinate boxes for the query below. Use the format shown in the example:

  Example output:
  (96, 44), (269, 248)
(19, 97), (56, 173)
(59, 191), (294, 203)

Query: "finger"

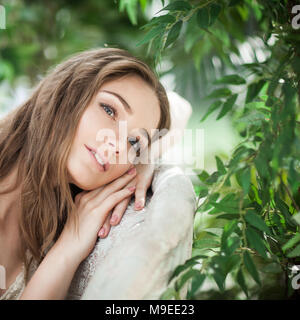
(134, 184), (146, 211)
(98, 211), (112, 238)
(92, 186), (136, 227)
(74, 190), (88, 206)
(90, 166), (137, 203)
(134, 177), (152, 211)
(110, 196), (131, 226)
(80, 166), (136, 206)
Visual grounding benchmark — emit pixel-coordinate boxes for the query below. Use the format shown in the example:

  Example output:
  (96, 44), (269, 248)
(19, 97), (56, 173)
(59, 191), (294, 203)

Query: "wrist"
(49, 237), (81, 271)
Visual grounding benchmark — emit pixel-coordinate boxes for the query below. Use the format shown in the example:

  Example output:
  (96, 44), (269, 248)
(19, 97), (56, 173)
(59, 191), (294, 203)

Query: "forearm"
(20, 243), (79, 300)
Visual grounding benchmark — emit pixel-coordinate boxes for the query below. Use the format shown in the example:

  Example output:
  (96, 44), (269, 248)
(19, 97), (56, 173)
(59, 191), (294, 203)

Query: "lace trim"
(0, 251), (38, 300)
(0, 265), (25, 300)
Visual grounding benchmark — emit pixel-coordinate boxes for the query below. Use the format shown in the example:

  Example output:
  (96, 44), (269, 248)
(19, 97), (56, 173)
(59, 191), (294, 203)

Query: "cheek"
(76, 109), (99, 144)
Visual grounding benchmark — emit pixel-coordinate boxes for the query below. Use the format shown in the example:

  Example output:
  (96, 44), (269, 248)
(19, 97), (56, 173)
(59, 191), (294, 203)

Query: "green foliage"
(127, 0), (300, 300)
(0, 0), (151, 90)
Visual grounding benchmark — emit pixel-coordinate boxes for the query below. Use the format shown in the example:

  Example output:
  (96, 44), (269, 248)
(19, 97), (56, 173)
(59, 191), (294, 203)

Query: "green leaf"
(274, 196), (297, 229)
(205, 171), (221, 184)
(176, 269), (200, 291)
(287, 243), (300, 258)
(168, 255), (206, 283)
(204, 227), (223, 237)
(193, 238), (220, 249)
(221, 255), (241, 274)
(212, 269), (226, 292)
(200, 100), (222, 122)
(187, 273), (206, 298)
(159, 0), (192, 13)
(119, 0), (138, 25)
(246, 80), (265, 103)
(214, 74), (246, 85)
(197, 170), (210, 182)
(216, 94), (238, 120)
(282, 233), (300, 252)
(229, 146), (251, 169)
(215, 156), (227, 175)
(141, 14), (176, 29)
(206, 88), (232, 99)
(236, 268), (249, 298)
(136, 25), (164, 46)
(165, 20), (182, 48)
(243, 251), (261, 286)
(245, 211), (271, 235)
(209, 3), (222, 25)
(221, 220), (238, 245)
(194, 185), (208, 198)
(160, 287), (176, 300)
(211, 201), (239, 213)
(139, 0), (147, 12)
(216, 213), (240, 220)
(224, 236), (241, 256)
(241, 166), (251, 194)
(245, 227), (268, 259)
(196, 7), (209, 28)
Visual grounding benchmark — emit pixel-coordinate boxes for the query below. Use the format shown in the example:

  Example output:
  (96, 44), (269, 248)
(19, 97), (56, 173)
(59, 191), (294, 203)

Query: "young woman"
(0, 47), (171, 299)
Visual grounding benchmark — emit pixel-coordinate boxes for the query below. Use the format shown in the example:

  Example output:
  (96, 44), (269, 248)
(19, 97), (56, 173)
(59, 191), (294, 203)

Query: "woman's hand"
(98, 163), (156, 238)
(54, 167), (137, 266)
(21, 167), (138, 300)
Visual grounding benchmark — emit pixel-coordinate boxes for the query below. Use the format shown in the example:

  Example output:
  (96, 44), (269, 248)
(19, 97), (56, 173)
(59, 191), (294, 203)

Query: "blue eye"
(100, 103), (116, 118)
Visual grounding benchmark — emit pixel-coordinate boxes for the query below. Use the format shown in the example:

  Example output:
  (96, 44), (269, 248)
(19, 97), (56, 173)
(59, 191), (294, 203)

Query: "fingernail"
(110, 215), (117, 224)
(128, 186), (136, 192)
(127, 167), (136, 175)
(135, 198), (145, 210)
(99, 228), (105, 237)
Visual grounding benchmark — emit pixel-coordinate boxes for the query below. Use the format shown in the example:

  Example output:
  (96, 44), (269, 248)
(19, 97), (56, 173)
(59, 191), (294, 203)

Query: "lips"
(84, 144), (110, 172)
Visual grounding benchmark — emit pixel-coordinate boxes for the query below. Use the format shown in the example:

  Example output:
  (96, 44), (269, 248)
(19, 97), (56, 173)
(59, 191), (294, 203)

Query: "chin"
(67, 170), (96, 191)
(75, 177), (104, 191)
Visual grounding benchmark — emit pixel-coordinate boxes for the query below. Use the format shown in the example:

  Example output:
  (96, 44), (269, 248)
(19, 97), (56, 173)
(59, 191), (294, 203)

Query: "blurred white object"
(167, 91), (193, 132)
(149, 91), (193, 166)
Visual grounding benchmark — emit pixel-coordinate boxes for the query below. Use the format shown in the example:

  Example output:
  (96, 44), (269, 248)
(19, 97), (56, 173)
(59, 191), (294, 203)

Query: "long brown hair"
(0, 47), (171, 279)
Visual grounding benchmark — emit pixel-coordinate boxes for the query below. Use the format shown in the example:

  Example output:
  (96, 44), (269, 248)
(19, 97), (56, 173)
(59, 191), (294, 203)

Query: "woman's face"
(67, 74), (161, 190)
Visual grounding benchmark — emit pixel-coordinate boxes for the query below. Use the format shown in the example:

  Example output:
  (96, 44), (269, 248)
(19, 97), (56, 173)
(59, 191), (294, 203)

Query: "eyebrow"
(101, 89), (152, 146)
(102, 90), (133, 115)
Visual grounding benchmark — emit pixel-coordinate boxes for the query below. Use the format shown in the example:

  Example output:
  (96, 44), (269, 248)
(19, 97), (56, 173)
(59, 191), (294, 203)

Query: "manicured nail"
(99, 228), (105, 237)
(135, 198), (145, 210)
(127, 167), (136, 175)
(110, 215), (117, 224)
(128, 186), (136, 192)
